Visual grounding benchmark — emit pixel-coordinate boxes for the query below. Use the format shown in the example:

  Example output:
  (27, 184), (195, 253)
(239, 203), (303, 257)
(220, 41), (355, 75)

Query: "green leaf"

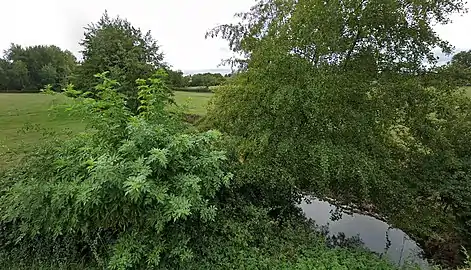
(124, 175), (150, 202)
(200, 205), (217, 222)
(168, 195), (192, 221)
(148, 148), (169, 167)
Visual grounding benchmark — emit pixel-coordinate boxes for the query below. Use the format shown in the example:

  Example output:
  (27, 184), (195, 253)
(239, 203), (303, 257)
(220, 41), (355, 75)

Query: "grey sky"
(0, 0), (470, 74)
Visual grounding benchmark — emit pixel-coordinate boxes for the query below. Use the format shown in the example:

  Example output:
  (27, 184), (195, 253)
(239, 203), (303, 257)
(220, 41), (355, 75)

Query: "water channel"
(299, 198), (430, 268)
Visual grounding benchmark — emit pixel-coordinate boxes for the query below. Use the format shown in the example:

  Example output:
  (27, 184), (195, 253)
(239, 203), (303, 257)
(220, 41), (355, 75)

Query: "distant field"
(0, 92), (212, 167)
(173, 91), (213, 115)
(0, 93), (85, 167)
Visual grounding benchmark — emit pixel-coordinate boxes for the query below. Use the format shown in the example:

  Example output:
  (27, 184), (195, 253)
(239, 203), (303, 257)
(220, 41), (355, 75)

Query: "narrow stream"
(299, 198), (430, 268)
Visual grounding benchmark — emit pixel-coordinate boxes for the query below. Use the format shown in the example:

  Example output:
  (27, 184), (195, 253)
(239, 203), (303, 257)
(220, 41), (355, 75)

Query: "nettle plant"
(0, 69), (232, 269)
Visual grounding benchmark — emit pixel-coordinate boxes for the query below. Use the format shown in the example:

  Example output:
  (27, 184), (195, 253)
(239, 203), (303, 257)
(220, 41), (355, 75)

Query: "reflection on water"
(299, 198), (429, 268)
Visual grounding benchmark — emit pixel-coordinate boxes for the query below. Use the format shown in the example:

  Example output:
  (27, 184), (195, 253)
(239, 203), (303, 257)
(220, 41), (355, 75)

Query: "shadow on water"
(299, 198), (430, 269)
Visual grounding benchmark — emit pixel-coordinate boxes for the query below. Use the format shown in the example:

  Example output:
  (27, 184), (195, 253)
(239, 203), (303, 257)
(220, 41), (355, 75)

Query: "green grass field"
(173, 91), (213, 115)
(0, 94), (86, 167)
(0, 91), (212, 167)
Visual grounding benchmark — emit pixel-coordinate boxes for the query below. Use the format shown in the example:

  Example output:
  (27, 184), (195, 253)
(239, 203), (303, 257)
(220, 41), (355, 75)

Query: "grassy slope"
(0, 92), (212, 167)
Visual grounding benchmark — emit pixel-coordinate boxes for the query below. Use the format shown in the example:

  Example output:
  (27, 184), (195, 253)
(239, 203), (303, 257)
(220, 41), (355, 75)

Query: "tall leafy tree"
(451, 50), (471, 68)
(7, 60), (29, 90)
(167, 69), (189, 87)
(205, 0), (470, 266)
(74, 11), (165, 112)
(0, 59), (11, 90)
(443, 50), (471, 86)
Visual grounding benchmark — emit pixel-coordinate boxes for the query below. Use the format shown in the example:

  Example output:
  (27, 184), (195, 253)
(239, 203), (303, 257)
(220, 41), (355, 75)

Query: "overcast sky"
(0, 0), (470, 74)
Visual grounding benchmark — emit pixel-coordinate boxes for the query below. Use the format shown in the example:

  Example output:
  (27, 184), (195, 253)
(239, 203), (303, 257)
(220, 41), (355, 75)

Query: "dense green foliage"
(72, 11), (165, 112)
(167, 69), (227, 88)
(0, 71), (226, 268)
(0, 71), (405, 269)
(440, 50), (471, 86)
(167, 69), (189, 88)
(205, 0), (471, 267)
(3, 1), (471, 268)
(0, 44), (76, 91)
(187, 73), (226, 87)
(451, 50), (471, 69)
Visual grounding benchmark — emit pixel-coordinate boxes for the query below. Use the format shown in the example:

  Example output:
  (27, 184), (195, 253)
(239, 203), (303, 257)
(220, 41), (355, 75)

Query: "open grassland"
(0, 94), (85, 167)
(173, 91), (213, 115)
(0, 92), (212, 167)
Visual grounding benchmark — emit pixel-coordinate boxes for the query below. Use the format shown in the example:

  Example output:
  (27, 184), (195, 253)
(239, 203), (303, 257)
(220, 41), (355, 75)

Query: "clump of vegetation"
(3, 1), (471, 268)
(0, 70), (407, 269)
(436, 50), (471, 87)
(0, 70), (230, 268)
(205, 0), (471, 267)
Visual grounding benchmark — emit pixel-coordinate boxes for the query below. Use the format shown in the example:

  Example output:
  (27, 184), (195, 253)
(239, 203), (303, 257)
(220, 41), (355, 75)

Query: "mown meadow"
(0, 91), (212, 167)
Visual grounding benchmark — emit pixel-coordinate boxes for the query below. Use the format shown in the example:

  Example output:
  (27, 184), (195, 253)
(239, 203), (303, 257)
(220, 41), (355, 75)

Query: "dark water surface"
(299, 198), (429, 268)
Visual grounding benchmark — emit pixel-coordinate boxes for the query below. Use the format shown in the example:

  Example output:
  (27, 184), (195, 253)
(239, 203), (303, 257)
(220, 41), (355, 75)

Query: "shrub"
(0, 70), (231, 269)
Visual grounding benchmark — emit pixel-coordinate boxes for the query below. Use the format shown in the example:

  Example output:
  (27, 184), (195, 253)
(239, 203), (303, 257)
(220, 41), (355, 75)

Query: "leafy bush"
(0, 70), (231, 269)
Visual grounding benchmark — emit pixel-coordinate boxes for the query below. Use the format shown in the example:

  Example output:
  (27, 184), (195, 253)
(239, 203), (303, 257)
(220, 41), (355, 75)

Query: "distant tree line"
(0, 45), (227, 95)
(0, 11), (226, 114)
(0, 44), (76, 91)
(167, 70), (229, 88)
